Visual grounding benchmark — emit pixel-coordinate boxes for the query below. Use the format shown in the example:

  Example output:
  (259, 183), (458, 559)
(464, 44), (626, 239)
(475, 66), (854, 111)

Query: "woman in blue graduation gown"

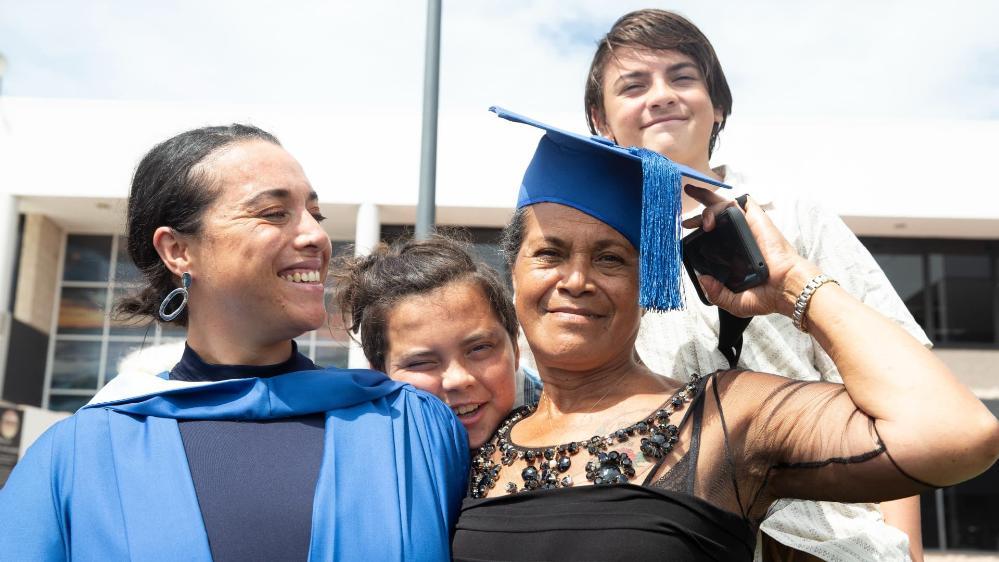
(0, 125), (469, 561)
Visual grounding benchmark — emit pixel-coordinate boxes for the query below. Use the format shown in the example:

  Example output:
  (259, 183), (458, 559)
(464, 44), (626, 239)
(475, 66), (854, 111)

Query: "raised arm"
(684, 185), (999, 499)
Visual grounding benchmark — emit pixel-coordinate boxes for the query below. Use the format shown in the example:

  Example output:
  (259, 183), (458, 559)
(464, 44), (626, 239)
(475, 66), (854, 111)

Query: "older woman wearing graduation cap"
(0, 125), (468, 561)
(450, 109), (999, 562)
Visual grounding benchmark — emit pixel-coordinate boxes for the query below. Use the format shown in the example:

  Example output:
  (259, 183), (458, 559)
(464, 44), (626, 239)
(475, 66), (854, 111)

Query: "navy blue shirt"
(170, 342), (326, 562)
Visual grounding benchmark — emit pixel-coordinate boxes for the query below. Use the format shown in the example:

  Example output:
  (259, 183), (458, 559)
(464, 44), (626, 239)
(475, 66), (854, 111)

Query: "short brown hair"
(584, 9), (732, 156)
(329, 235), (518, 372)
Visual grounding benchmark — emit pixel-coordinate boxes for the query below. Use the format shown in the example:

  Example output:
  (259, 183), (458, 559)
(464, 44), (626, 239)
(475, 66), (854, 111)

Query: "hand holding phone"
(682, 195), (769, 306)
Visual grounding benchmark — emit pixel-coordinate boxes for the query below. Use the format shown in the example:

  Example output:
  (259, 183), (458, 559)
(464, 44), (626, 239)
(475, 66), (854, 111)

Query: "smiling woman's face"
(511, 203), (642, 372)
(183, 140), (332, 344)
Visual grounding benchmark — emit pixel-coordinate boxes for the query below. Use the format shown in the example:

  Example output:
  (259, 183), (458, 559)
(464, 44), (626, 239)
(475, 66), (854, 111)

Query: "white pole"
(347, 203), (380, 369)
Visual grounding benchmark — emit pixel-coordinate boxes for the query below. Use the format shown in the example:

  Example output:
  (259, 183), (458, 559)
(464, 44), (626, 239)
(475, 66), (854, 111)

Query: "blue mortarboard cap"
(491, 106), (731, 312)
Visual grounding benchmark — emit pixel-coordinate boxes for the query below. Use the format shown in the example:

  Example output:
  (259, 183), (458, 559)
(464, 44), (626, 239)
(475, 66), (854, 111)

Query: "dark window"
(939, 400), (999, 550)
(63, 235), (112, 282)
(919, 490), (940, 549)
(380, 225), (510, 287)
(860, 238), (999, 346)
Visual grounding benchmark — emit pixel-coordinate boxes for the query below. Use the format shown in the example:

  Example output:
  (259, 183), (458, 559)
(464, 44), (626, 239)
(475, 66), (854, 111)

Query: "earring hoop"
(159, 272), (191, 322)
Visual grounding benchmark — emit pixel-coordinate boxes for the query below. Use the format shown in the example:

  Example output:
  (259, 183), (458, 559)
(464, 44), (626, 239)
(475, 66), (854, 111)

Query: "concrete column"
(0, 194), (17, 314)
(13, 214), (62, 333)
(0, 194), (18, 394)
(348, 203), (380, 369)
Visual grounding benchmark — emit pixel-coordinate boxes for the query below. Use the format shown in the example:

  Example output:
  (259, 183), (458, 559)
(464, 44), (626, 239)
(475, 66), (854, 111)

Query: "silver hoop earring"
(159, 272), (191, 322)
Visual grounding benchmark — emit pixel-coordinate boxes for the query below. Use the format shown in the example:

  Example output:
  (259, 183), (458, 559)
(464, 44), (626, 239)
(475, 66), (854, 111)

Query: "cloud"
(1, 0), (997, 120)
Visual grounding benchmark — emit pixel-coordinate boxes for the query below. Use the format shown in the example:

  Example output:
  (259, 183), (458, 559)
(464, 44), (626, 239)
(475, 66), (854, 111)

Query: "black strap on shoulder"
(716, 194), (753, 370)
(718, 309), (751, 369)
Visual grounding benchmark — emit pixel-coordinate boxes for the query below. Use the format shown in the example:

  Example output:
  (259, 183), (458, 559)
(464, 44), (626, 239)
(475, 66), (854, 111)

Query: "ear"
(589, 107), (615, 142)
(713, 106), (724, 126)
(152, 226), (194, 279)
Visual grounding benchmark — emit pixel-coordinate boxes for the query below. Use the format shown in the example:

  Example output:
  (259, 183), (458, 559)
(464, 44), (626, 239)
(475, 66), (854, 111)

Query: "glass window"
(63, 235), (112, 282)
(114, 238), (142, 285)
(50, 340), (102, 389)
(943, 463), (999, 550)
(919, 491), (940, 549)
(56, 287), (107, 335)
(314, 345), (349, 369)
(929, 254), (995, 343)
(47, 394), (94, 413)
(48, 234), (184, 409)
(861, 237), (998, 346)
(873, 254), (926, 328)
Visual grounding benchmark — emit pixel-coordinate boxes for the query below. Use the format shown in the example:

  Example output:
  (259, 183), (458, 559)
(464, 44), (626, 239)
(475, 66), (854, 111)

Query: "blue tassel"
(632, 148), (684, 312)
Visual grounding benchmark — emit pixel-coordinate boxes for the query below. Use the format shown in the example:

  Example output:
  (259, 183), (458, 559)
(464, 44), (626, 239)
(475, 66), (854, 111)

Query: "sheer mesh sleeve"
(670, 371), (934, 525)
(728, 370), (933, 520)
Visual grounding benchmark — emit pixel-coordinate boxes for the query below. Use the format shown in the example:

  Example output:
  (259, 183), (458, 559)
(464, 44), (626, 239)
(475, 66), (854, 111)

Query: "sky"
(1, 0), (998, 124)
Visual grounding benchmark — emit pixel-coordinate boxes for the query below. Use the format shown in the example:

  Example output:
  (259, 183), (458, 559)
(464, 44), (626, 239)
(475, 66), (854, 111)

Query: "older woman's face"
(512, 204), (641, 371)
(597, 49), (721, 172)
(384, 280), (518, 449)
(186, 140), (331, 341)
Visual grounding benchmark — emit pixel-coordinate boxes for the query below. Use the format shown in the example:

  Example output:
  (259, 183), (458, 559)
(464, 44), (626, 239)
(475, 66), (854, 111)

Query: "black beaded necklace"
(470, 373), (701, 499)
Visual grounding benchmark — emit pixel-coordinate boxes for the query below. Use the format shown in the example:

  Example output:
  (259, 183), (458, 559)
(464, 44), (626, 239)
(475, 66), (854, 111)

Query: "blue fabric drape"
(0, 368), (469, 561)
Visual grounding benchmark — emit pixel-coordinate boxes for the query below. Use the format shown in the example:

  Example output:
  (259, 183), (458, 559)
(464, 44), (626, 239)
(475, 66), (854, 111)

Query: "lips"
(452, 403), (482, 417)
(546, 306), (604, 318)
(642, 115), (686, 129)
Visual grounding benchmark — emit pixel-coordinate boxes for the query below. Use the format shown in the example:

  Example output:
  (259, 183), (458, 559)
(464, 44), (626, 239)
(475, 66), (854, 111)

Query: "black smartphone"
(681, 198), (769, 306)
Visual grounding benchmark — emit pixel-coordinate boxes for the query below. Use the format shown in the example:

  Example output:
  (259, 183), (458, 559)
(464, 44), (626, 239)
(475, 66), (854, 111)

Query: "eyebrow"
(612, 62), (700, 87)
(592, 239), (634, 253)
(536, 235), (569, 248)
(531, 235), (634, 256)
(461, 328), (499, 347)
(395, 349), (436, 363)
(241, 188), (319, 208)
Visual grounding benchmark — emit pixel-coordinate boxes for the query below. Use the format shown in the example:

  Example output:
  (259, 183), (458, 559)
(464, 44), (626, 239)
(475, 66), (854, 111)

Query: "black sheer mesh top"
(453, 371), (929, 562)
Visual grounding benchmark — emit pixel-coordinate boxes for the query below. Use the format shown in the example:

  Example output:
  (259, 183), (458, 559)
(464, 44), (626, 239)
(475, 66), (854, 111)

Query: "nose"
(441, 360), (476, 394)
(648, 77), (677, 110)
(556, 254), (594, 297)
(295, 209), (330, 253)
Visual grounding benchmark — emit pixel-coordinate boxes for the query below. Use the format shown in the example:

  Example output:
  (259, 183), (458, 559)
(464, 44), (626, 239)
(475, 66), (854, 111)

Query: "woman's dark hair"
(330, 236), (519, 372)
(499, 207), (529, 266)
(584, 9), (733, 156)
(115, 124), (281, 326)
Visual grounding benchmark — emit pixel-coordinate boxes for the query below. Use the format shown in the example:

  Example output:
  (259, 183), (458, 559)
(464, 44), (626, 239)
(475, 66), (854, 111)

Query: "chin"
(469, 428), (495, 450)
(644, 137), (680, 158)
(283, 312), (327, 338)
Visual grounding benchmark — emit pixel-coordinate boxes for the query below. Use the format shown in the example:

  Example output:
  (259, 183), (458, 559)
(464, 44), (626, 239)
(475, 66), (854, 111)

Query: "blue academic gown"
(0, 368), (469, 561)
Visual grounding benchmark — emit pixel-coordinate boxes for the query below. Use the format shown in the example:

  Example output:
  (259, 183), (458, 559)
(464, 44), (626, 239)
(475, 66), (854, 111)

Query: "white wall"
(1, 97), (997, 237)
